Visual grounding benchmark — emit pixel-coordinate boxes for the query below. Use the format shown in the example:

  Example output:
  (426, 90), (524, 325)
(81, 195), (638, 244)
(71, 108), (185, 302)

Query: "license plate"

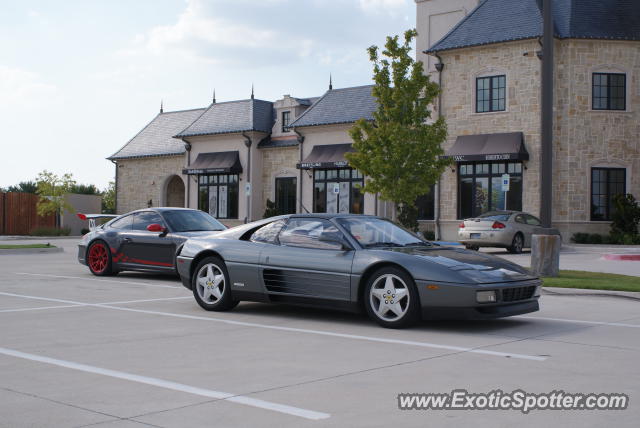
(470, 233), (481, 239)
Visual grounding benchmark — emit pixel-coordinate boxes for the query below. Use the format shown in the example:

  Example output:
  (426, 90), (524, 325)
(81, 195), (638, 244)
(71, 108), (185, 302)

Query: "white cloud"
(118, 0), (315, 66)
(359, 0), (407, 14)
(0, 65), (58, 109)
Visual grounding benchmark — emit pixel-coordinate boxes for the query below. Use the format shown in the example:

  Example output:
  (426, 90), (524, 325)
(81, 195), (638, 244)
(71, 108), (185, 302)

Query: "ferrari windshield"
(337, 217), (429, 248)
(162, 210), (226, 232)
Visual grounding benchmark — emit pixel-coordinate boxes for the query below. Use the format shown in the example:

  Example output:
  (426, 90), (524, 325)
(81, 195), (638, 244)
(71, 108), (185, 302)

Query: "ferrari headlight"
(476, 290), (497, 303)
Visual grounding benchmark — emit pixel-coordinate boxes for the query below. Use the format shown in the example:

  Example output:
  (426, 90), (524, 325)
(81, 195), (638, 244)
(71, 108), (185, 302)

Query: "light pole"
(540, 0), (554, 228)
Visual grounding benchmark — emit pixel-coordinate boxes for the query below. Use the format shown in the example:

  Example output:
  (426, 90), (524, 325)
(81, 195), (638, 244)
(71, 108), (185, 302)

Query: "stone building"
(109, 85), (419, 226)
(417, 0), (640, 240)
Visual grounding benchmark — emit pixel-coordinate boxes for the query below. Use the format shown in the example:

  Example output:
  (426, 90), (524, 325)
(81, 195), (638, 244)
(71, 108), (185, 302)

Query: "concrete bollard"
(530, 234), (561, 277)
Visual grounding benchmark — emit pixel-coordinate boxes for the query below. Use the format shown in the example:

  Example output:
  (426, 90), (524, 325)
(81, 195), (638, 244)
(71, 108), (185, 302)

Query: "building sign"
(447, 154), (513, 162)
(501, 174), (510, 192)
(183, 168), (227, 175)
(296, 160), (349, 169)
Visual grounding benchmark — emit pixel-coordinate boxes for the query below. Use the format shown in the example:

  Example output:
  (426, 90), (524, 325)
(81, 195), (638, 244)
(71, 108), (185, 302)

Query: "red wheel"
(87, 241), (115, 276)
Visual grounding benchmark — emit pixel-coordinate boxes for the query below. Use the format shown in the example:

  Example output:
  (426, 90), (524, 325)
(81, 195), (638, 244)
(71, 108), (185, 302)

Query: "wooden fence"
(0, 192), (56, 235)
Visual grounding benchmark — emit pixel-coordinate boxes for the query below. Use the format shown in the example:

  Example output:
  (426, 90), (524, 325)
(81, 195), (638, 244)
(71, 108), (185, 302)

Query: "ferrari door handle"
(123, 238), (132, 242)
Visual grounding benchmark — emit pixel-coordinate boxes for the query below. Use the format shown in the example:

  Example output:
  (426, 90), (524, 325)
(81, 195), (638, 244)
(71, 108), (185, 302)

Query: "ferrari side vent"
(501, 286), (536, 302)
(262, 269), (349, 299)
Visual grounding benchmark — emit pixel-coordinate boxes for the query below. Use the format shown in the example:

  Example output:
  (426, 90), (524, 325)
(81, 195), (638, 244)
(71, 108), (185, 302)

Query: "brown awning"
(440, 132), (529, 162)
(296, 143), (354, 169)
(182, 151), (242, 175)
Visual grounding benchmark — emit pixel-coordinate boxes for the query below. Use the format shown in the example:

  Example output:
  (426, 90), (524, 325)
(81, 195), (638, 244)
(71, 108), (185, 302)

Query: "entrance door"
(275, 177), (297, 214)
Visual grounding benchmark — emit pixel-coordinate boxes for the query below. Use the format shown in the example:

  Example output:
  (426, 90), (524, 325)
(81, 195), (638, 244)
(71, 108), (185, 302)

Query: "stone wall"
(439, 39), (543, 223)
(554, 39), (640, 228)
(260, 146), (299, 216)
(116, 155), (185, 214)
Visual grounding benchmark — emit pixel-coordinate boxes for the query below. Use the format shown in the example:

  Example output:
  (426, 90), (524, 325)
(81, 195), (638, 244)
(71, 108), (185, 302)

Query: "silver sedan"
(458, 211), (553, 253)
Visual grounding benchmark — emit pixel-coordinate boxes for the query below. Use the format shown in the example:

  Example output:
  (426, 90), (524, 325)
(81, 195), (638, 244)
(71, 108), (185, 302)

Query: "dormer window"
(282, 111), (291, 132)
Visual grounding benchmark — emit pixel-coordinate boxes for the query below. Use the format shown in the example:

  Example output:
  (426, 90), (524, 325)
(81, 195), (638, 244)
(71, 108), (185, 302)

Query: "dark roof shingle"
(427, 0), (640, 53)
(108, 108), (206, 160)
(289, 85), (376, 128)
(175, 99), (274, 138)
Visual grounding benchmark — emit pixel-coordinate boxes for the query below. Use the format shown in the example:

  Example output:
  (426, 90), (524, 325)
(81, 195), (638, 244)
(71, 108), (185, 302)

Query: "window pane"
(351, 183), (364, 214)
(416, 186), (434, 220)
(491, 177), (506, 211)
(460, 178), (473, 219)
(475, 177), (489, 215)
(315, 170), (325, 180)
(208, 186), (218, 217)
(218, 185), (228, 218)
(199, 187), (209, 213)
(507, 177), (523, 211)
(227, 184), (238, 218)
(314, 183), (326, 213)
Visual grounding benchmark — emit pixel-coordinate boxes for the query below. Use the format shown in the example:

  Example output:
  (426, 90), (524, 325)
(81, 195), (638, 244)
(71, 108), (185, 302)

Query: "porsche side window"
(279, 218), (344, 250)
(132, 211), (166, 231)
(109, 215), (133, 230)
(250, 220), (286, 244)
(515, 214), (526, 224)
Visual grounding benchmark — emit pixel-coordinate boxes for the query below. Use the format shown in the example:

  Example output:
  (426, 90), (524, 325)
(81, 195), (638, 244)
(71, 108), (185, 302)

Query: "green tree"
(346, 29), (449, 231)
(5, 181), (38, 193)
(102, 181), (116, 214)
(70, 183), (101, 195)
(35, 170), (76, 218)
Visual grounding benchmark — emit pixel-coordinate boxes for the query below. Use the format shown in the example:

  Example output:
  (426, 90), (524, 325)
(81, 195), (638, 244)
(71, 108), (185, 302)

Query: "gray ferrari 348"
(177, 214), (541, 328)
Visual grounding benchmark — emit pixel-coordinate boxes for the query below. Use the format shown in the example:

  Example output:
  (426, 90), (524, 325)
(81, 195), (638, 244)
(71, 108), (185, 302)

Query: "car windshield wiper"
(364, 242), (405, 248)
(403, 242), (432, 247)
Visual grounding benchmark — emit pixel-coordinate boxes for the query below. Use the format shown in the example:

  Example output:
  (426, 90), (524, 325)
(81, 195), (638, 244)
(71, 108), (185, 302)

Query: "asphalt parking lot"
(1, 239), (639, 427)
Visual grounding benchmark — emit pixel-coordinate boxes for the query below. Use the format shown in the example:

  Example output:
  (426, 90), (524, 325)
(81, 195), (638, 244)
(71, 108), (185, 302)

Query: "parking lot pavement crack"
(0, 386), (135, 427)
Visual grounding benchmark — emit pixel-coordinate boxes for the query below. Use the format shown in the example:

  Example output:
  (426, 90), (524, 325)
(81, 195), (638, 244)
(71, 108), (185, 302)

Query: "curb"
(562, 244), (640, 253)
(0, 247), (64, 255)
(0, 236), (81, 241)
(603, 254), (640, 261)
(542, 286), (640, 301)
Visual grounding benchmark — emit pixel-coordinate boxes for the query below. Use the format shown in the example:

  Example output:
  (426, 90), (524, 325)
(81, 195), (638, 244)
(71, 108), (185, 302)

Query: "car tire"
(465, 244), (479, 251)
(192, 256), (238, 311)
(364, 266), (420, 329)
(508, 233), (524, 254)
(87, 240), (116, 276)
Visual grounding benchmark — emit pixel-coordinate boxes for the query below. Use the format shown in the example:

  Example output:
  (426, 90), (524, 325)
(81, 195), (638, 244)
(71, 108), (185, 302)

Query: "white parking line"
(0, 347), (330, 421)
(0, 291), (546, 361)
(0, 305), (82, 313)
(517, 315), (640, 329)
(0, 293), (190, 313)
(15, 272), (180, 289)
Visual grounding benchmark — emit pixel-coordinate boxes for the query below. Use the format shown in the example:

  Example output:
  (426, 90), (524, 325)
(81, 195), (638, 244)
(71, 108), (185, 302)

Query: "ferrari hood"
(391, 246), (536, 283)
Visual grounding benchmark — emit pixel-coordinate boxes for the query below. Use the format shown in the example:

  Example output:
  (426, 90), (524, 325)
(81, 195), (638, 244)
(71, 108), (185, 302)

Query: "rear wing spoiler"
(77, 213), (118, 231)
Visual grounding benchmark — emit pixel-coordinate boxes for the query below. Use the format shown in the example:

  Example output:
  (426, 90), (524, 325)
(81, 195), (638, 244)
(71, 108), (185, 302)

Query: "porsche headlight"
(476, 290), (497, 303)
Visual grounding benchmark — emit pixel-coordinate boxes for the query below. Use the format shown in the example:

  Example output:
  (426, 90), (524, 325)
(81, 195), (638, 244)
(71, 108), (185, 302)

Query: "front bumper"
(416, 279), (541, 320)
(176, 255), (194, 289)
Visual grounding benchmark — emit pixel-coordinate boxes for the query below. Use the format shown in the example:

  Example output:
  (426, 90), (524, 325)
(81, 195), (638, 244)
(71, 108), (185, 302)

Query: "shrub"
(30, 227), (71, 236)
(422, 230), (436, 241)
(263, 199), (279, 218)
(610, 193), (640, 240)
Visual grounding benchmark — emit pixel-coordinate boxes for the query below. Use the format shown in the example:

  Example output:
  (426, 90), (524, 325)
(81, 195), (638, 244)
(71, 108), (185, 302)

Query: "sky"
(0, 0), (416, 190)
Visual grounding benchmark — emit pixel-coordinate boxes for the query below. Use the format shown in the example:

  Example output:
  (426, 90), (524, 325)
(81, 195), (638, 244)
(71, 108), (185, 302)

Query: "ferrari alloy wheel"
(508, 233), (524, 254)
(87, 241), (115, 276)
(192, 256), (238, 311)
(365, 267), (419, 328)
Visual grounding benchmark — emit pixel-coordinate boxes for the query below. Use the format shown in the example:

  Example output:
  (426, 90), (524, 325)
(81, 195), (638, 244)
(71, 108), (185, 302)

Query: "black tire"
(364, 266), (420, 329)
(87, 240), (117, 276)
(508, 233), (524, 254)
(465, 244), (480, 251)
(192, 256), (238, 311)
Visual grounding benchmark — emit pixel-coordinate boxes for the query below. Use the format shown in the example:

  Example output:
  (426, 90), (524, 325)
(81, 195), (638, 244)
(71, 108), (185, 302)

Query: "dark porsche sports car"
(78, 208), (226, 276)
(176, 214), (541, 328)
